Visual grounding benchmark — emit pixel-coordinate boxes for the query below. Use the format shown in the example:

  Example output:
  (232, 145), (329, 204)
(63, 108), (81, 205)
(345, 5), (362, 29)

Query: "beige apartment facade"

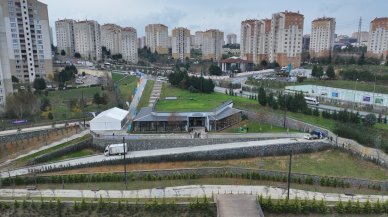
(309, 17), (336, 58)
(145, 24), (168, 54)
(202, 29), (224, 61)
(171, 27), (190, 61)
(368, 17), (388, 59)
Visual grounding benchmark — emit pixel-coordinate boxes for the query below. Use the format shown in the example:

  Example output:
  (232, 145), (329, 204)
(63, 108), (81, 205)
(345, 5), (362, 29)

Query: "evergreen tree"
(358, 52), (366, 65)
(258, 87), (267, 106)
(312, 65), (318, 77)
(326, 65), (335, 79)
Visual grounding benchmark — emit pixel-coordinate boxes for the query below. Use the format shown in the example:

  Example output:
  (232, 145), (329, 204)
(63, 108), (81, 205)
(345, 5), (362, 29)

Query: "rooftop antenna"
(357, 17), (362, 53)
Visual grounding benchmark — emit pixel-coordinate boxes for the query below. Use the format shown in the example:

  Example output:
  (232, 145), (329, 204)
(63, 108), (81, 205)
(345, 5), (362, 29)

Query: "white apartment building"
(55, 19), (75, 56)
(0, 0), (53, 88)
(368, 17), (388, 59)
(145, 24), (168, 54)
(192, 31), (204, 49)
(352, 31), (369, 45)
(240, 19), (271, 64)
(171, 27), (190, 61)
(202, 29), (224, 61)
(73, 20), (101, 61)
(270, 11), (304, 68)
(226, 33), (237, 45)
(309, 17), (336, 58)
(101, 23), (121, 55)
(121, 27), (138, 64)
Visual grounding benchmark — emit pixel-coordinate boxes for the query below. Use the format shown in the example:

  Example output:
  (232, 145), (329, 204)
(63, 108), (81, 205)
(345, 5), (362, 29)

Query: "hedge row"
(0, 196), (214, 216)
(2, 170), (382, 191)
(260, 196), (388, 214)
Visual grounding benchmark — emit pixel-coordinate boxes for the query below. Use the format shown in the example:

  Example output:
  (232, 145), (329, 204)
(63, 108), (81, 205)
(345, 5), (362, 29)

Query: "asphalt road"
(1, 185), (386, 203)
(0, 137), (325, 178)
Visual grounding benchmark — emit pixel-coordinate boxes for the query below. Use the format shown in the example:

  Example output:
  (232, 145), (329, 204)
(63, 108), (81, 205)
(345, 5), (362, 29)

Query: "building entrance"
(189, 117), (206, 128)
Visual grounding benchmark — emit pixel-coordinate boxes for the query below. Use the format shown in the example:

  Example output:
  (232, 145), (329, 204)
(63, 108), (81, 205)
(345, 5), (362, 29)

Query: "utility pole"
(357, 17), (362, 53)
(287, 151), (293, 200)
(283, 94), (287, 128)
(82, 90), (85, 127)
(123, 137), (128, 190)
(353, 79), (359, 111)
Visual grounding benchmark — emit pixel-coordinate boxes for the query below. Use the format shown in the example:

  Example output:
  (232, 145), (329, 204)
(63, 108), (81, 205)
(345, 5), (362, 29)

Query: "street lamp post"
(283, 94), (287, 128)
(123, 137), (128, 190)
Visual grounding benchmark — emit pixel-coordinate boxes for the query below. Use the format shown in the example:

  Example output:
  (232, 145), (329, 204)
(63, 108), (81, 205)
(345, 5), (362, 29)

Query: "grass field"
(53, 149), (387, 181)
(43, 86), (114, 121)
(45, 148), (98, 163)
(12, 134), (92, 168)
(113, 74), (139, 104)
(155, 84), (260, 112)
(137, 80), (155, 111)
(222, 120), (299, 133)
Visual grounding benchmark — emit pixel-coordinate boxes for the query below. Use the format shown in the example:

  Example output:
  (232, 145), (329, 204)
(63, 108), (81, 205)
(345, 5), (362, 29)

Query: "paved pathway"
(0, 130), (90, 168)
(128, 76), (147, 121)
(0, 185), (387, 203)
(216, 194), (263, 217)
(148, 81), (162, 107)
(0, 122), (80, 136)
(0, 138), (324, 178)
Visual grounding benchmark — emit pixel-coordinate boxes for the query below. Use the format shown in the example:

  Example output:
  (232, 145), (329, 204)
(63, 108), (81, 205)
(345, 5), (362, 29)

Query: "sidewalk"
(0, 185), (386, 203)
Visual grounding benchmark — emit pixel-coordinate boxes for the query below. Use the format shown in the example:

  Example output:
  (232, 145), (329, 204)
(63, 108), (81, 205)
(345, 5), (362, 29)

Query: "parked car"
(304, 134), (319, 140)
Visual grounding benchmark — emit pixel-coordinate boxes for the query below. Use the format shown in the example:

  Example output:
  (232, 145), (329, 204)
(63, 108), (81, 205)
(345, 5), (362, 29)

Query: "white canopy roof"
(91, 107), (129, 122)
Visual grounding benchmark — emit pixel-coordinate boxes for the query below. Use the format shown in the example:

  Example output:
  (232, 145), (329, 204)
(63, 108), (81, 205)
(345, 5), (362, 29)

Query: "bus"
(304, 96), (319, 105)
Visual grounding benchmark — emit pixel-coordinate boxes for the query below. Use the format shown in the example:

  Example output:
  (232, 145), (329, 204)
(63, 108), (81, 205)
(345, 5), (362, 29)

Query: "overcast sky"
(41, 0), (388, 44)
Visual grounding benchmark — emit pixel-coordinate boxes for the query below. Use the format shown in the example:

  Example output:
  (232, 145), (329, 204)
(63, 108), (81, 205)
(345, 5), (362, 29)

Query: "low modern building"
(133, 101), (242, 133)
(286, 85), (388, 107)
(90, 107), (129, 131)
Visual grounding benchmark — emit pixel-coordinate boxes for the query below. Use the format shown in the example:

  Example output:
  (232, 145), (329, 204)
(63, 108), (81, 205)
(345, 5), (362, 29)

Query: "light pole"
(123, 137), (128, 190)
(353, 79), (359, 111)
(287, 151), (293, 200)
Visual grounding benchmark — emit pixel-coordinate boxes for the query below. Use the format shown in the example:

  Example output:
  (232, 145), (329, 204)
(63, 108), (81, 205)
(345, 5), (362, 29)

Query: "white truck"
(104, 143), (128, 156)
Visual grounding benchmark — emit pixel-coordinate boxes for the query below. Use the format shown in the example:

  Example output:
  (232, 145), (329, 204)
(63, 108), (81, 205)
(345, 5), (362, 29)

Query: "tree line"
(168, 69), (215, 93)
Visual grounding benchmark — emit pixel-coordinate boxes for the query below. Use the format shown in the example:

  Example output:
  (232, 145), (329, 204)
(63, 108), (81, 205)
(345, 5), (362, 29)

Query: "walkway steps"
(216, 194), (264, 217)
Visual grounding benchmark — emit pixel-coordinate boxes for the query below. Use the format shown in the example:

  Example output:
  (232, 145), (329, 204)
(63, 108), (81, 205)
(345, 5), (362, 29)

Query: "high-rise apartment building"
(269, 11), (304, 68)
(73, 20), (101, 61)
(202, 29), (224, 61)
(226, 33), (237, 45)
(55, 19), (75, 56)
(121, 27), (138, 64)
(171, 27), (190, 61)
(0, 0), (53, 88)
(145, 24), (168, 54)
(309, 17), (335, 58)
(368, 17), (388, 59)
(240, 19), (271, 64)
(192, 31), (204, 49)
(101, 23), (121, 55)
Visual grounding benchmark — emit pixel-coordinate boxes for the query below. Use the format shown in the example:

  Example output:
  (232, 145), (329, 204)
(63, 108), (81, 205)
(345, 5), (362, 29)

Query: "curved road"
(0, 138), (326, 178)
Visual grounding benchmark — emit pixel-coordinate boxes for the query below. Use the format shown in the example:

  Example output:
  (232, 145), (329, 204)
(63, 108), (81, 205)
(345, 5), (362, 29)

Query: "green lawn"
(44, 86), (114, 121)
(45, 148), (98, 163)
(114, 74), (139, 104)
(376, 123), (388, 130)
(137, 80), (155, 111)
(222, 120), (299, 133)
(286, 112), (336, 131)
(155, 84), (260, 112)
(12, 134), (92, 167)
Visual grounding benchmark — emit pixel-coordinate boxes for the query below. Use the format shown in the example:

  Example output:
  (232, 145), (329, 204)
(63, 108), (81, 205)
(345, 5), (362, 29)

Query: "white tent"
(90, 107), (129, 131)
